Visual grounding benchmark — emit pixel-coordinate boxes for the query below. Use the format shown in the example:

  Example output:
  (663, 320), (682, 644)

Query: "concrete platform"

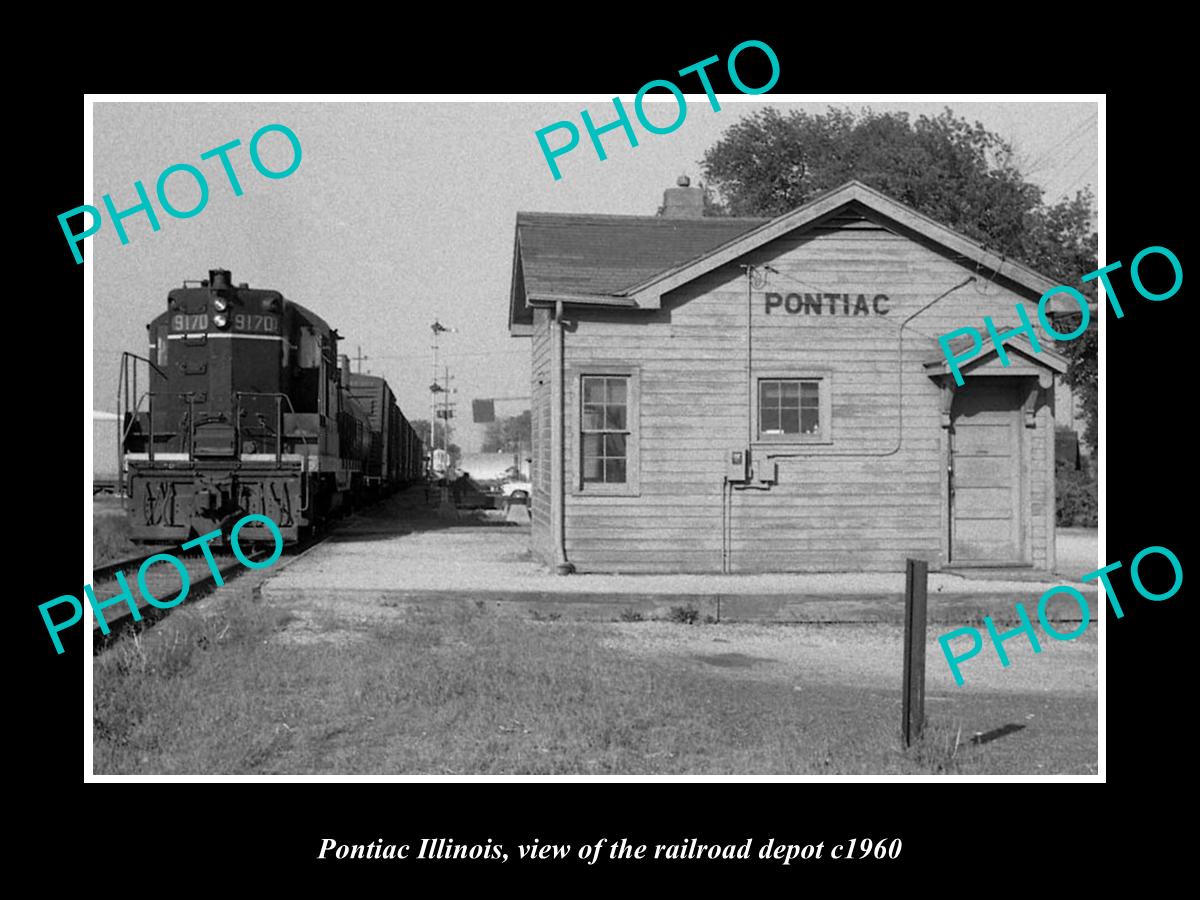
(261, 487), (1100, 624)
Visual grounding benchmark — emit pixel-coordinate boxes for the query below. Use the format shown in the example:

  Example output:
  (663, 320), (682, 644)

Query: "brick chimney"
(661, 175), (705, 218)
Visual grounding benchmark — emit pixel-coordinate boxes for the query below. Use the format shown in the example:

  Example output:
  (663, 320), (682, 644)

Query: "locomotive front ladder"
(116, 352), (165, 498)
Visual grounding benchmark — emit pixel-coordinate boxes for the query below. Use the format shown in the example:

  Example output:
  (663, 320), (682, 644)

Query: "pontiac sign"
(765, 292), (890, 315)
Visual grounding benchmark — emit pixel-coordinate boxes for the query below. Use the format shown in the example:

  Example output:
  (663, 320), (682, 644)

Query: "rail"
(92, 547), (176, 584)
(91, 524), (331, 654)
(91, 546), (272, 654)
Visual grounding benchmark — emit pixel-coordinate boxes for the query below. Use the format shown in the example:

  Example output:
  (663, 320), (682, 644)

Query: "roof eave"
(923, 339), (1070, 376)
(628, 181), (1064, 307)
(527, 292), (638, 308)
(507, 227), (528, 333)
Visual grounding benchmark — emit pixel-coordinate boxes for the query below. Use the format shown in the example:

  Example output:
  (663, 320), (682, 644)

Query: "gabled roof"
(509, 212), (767, 330)
(624, 181), (1063, 309)
(508, 181), (1071, 333)
(923, 334), (1069, 376)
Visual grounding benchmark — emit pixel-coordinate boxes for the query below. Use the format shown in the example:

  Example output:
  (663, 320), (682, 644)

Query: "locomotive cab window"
(154, 324), (169, 368)
(757, 375), (831, 443)
(298, 327), (322, 369)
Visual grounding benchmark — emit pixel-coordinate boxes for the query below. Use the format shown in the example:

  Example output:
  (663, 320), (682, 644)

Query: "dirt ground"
(262, 490), (1100, 603)
(1055, 527), (1100, 580)
(255, 507), (1099, 775)
(602, 621), (1096, 695)
(273, 584), (1098, 774)
(92, 491), (1099, 775)
(600, 620), (1098, 774)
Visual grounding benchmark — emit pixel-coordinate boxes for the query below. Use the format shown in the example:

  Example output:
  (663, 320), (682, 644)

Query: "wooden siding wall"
(560, 212), (1058, 573)
(1032, 397), (1054, 571)
(529, 307), (553, 564)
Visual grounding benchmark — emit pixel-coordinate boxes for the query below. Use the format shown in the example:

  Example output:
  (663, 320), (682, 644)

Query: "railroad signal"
(473, 399), (495, 423)
(472, 395), (530, 424)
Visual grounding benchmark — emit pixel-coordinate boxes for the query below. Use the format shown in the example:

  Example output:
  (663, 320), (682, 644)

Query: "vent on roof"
(813, 211), (886, 232)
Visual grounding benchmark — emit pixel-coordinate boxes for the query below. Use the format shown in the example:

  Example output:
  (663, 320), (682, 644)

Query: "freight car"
(119, 269), (423, 543)
(345, 373), (423, 492)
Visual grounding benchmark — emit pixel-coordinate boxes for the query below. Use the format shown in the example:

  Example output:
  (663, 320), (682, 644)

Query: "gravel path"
(265, 489), (1099, 599)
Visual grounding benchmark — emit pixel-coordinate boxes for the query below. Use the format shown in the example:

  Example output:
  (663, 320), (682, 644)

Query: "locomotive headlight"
(213, 297), (229, 312)
(213, 312), (230, 329)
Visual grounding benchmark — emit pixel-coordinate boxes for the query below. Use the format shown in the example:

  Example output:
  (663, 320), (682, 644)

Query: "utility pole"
(353, 345), (369, 374)
(429, 320), (455, 480)
(441, 366), (457, 459)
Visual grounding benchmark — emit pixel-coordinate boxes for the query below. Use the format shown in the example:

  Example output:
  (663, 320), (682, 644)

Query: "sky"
(91, 98), (1098, 452)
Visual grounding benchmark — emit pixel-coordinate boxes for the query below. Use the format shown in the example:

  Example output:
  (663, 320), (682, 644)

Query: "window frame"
(753, 370), (833, 446)
(568, 363), (641, 497)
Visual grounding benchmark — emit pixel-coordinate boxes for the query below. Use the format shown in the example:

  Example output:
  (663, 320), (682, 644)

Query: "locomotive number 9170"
(233, 313), (278, 333)
(171, 313), (209, 331)
(168, 313), (278, 332)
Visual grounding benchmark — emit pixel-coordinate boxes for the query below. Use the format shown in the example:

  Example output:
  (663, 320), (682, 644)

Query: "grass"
(904, 719), (984, 775)
(94, 595), (1000, 775)
(666, 604), (700, 625)
(93, 512), (137, 566)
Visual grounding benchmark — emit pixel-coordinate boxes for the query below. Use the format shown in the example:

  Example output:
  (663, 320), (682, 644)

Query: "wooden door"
(950, 381), (1024, 565)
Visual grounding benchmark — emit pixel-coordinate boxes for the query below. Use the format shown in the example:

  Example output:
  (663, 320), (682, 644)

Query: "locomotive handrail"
(117, 353), (166, 495)
(121, 389), (195, 456)
(235, 391), (297, 414)
(234, 391), (307, 465)
(120, 393), (154, 444)
(119, 352), (166, 382)
(182, 391), (196, 459)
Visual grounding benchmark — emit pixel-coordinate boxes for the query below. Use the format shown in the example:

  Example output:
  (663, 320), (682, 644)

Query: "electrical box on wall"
(725, 448), (749, 482)
(756, 460), (778, 484)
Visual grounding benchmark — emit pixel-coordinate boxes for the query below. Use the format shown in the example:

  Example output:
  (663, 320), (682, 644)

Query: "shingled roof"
(509, 212), (767, 330)
(508, 181), (1072, 333)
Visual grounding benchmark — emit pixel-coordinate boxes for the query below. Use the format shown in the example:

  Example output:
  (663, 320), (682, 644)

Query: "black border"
(26, 31), (1187, 884)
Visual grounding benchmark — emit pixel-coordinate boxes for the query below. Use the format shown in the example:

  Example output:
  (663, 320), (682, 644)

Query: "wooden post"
(902, 558), (928, 747)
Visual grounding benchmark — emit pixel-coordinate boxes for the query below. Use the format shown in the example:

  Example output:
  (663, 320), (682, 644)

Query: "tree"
(700, 106), (1098, 454)
(482, 410), (531, 454)
(1054, 311), (1097, 455)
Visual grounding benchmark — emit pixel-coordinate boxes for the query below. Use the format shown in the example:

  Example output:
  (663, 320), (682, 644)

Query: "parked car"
(501, 479), (532, 498)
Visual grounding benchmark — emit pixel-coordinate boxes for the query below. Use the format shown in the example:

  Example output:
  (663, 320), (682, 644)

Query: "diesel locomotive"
(120, 269), (423, 544)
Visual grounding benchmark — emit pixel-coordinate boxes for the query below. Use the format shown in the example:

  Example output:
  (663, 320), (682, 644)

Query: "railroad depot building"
(507, 180), (1071, 575)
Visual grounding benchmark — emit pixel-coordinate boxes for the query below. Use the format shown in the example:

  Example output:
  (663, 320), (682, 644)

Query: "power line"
(1051, 139), (1093, 189)
(1057, 150), (1099, 200)
(1023, 111), (1096, 180)
(365, 349), (527, 360)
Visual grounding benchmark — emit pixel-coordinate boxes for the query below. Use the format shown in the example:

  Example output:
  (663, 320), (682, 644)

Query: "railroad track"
(90, 548), (269, 653)
(90, 531), (326, 654)
(92, 547), (174, 584)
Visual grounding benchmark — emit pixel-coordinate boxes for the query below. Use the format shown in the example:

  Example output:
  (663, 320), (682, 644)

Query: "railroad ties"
(89, 537), (317, 654)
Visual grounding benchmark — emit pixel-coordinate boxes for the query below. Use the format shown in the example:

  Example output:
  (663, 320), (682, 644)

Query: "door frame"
(945, 378), (1030, 567)
(927, 340), (1064, 572)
